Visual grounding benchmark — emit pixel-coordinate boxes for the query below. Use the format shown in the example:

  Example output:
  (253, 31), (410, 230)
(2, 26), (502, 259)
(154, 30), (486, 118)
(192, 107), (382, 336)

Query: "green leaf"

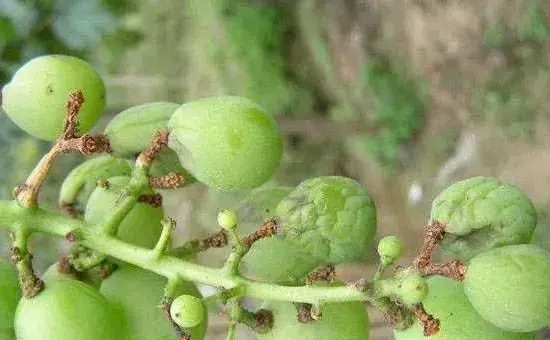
(0, 0), (38, 36)
(52, 0), (117, 50)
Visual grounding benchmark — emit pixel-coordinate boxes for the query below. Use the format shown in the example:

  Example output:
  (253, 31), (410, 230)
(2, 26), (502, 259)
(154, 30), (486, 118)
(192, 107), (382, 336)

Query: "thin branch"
(243, 219), (279, 248)
(150, 171), (187, 189)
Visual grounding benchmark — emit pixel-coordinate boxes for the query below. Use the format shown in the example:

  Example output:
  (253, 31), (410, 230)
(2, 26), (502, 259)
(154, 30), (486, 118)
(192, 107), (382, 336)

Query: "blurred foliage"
(0, 0), (141, 83)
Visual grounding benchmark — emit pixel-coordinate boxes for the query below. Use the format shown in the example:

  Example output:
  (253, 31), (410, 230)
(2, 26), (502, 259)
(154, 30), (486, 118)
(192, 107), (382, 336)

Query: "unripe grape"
(100, 265), (207, 340)
(235, 186), (293, 224)
(104, 101), (179, 155)
(378, 235), (403, 265)
(394, 276), (535, 339)
(170, 295), (205, 328)
(2, 55), (106, 141)
(464, 244), (550, 333)
(257, 282), (369, 340)
(15, 279), (125, 340)
(399, 274), (428, 307)
(430, 176), (536, 260)
(241, 237), (321, 284)
(168, 96), (283, 191)
(59, 155), (133, 210)
(217, 209), (238, 231)
(85, 176), (164, 249)
(0, 259), (20, 338)
(276, 176), (376, 264)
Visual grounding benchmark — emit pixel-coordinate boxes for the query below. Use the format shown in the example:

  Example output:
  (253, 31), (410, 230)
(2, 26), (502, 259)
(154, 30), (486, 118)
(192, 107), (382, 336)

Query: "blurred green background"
(1, 0), (550, 338)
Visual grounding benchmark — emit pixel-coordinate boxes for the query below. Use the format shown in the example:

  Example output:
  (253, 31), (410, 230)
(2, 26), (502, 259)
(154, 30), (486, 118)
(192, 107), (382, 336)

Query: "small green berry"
(170, 295), (205, 328)
(377, 235), (402, 265)
(217, 210), (238, 231)
(399, 274), (428, 307)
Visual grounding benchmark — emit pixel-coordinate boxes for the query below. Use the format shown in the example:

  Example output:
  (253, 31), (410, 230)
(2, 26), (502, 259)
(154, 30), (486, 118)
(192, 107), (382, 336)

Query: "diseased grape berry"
(378, 235), (403, 265)
(394, 276), (535, 339)
(257, 282), (369, 340)
(104, 101), (179, 156)
(430, 176), (536, 260)
(0, 259), (20, 338)
(170, 294), (205, 328)
(168, 96), (283, 191)
(241, 236), (321, 285)
(275, 176), (376, 264)
(464, 244), (550, 333)
(85, 176), (164, 249)
(1, 55), (105, 141)
(15, 279), (125, 340)
(100, 265), (207, 340)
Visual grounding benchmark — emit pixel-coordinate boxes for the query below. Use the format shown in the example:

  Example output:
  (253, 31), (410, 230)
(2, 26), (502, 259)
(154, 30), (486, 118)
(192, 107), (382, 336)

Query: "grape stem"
(413, 221), (467, 280)
(149, 171), (187, 189)
(15, 91), (110, 208)
(170, 229), (228, 259)
(9, 224), (44, 298)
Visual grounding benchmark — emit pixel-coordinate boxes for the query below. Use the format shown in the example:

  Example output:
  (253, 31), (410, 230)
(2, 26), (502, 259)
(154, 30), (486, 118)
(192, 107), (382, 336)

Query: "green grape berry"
(234, 186), (293, 225)
(168, 96), (283, 191)
(170, 295), (205, 328)
(104, 101), (179, 156)
(394, 276), (535, 339)
(2, 55), (106, 141)
(100, 265), (207, 340)
(275, 176), (377, 264)
(378, 235), (403, 265)
(0, 259), (20, 338)
(85, 176), (164, 249)
(241, 236), (321, 285)
(15, 279), (125, 340)
(430, 176), (537, 260)
(59, 155), (133, 210)
(217, 209), (238, 231)
(257, 283), (369, 340)
(464, 244), (550, 333)
(399, 274), (428, 307)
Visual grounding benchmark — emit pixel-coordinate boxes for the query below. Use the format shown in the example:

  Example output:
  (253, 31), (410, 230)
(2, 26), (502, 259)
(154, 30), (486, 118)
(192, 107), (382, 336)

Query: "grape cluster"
(0, 55), (549, 340)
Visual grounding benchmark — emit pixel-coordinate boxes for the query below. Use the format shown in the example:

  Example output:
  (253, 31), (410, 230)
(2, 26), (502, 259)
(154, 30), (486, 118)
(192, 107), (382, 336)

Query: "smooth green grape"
(170, 295), (205, 328)
(257, 283), (369, 340)
(104, 101), (179, 155)
(275, 176), (377, 264)
(234, 186), (294, 223)
(85, 176), (164, 249)
(15, 279), (125, 340)
(378, 235), (403, 265)
(1, 55), (106, 141)
(399, 274), (428, 307)
(464, 244), (550, 333)
(42, 262), (103, 289)
(100, 265), (207, 340)
(395, 276), (535, 339)
(240, 236), (321, 285)
(0, 259), (20, 338)
(168, 96), (283, 191)
(217, 209), (238, 231)
(59, 155), (133, 210)
(431, 176), (537, 260)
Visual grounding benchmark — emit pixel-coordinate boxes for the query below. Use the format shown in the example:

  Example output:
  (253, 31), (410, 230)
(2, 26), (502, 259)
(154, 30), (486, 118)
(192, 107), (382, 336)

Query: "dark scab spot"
(46, 84), (54, 94)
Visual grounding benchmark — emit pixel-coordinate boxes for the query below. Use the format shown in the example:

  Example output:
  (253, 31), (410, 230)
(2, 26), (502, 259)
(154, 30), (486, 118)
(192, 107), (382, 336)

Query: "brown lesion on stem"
(136, 129), (169, 167)
(411, 304), (440, 336)
(10, 227), (44, 298)
(243, 219), (279, 248)
(15, 91), (111, 208)
(304, 264), (336, 285)
(137, 193), (163, 208)
(200, 229), (228, 250)
(150, 171), (186, 189)
(161, 298), (191, 340)
(413, 221), (466, 281)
